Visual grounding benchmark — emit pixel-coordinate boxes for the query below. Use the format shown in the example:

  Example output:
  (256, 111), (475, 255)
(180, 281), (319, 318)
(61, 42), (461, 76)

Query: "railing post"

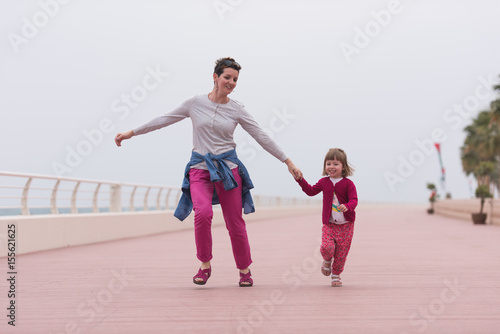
(71, 182), (81, 214)
(50, 180), (61, 214)
(129, 186), (137, 212)
(156, 188), (163, 210)
(21, 177), (33, 215)
(144, 187), (151, 211)
(165, 189), (172, 210)
(92, 183), (102, 213)
(110, 184), (122, 212)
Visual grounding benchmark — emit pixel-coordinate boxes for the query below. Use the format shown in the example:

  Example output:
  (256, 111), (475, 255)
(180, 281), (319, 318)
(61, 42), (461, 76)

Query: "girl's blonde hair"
(322, 148), (355, 177)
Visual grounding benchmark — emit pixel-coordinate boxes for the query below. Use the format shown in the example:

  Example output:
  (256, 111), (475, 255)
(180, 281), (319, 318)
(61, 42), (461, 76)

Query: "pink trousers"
(189, 167), (252, 270)
(321, 222), (354, 275)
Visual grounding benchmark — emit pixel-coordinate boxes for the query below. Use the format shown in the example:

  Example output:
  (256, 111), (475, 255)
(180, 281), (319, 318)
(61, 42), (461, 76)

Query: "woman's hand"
(284, 158), (303, 180)
(114, 130), (134, 147)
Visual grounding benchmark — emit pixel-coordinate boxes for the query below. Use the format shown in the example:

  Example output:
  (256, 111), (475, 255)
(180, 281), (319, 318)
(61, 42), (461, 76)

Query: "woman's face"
(214, 68), (239, 95)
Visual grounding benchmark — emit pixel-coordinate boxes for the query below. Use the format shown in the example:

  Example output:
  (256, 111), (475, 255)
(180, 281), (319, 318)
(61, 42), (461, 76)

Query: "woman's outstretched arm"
(115, 97), (193, 147)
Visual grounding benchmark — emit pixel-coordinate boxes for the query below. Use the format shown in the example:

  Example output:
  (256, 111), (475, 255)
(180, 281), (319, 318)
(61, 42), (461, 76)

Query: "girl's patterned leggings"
(321, 222), (354, 275)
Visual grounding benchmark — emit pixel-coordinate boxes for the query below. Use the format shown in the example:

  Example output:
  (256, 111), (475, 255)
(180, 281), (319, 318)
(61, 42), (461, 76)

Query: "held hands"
(284, 158), (303, 180)
(114, 130), (134, 147)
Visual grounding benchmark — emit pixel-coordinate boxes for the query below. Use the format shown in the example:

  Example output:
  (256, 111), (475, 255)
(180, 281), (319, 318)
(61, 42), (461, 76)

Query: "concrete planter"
(471, 213), (487, 224)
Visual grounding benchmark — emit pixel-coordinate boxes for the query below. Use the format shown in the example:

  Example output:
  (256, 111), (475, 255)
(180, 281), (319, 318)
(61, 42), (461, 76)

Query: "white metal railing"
(0, 171), (319, 216)
(0, 171), (180, 216)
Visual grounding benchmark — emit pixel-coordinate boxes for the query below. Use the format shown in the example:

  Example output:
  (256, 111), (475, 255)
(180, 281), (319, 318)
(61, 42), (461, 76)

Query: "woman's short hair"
(214, 57), (242, 76)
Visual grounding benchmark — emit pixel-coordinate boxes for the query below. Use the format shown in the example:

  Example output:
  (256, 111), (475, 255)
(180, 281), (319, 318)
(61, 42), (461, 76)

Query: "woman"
(115, 57), (302, 287)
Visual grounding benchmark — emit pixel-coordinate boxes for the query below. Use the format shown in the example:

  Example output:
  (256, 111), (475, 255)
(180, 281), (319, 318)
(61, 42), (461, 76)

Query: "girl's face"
(325, 159), (343, 178)
(214, 68), (239, 95)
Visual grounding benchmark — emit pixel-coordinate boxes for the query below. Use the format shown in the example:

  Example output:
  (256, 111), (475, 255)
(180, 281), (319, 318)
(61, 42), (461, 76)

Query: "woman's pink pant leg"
(215, 168), (252, 270)
(189, 169), (215, 263)
(189, 168), (252, 269)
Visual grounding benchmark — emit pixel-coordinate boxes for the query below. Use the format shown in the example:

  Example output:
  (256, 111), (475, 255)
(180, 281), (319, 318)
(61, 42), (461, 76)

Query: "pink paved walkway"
(2, 205), (500, 334)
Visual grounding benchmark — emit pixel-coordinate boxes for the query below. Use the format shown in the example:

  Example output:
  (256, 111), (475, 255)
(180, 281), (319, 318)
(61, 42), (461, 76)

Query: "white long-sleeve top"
(133, 94), (288, 169)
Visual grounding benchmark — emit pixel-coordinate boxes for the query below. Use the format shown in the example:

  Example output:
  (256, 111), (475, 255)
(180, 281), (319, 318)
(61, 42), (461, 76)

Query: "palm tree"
(462, 75), (500, 194)
(461, 111), (497, 186)
(487, 78), (500, 191)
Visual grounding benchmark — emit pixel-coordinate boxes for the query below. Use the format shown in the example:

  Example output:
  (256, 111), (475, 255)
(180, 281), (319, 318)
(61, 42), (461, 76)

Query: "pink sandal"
(193, 267), (211, 285)
(321, 260), (332, 276)
(239, 270), (253, 287)
(331, 274), (342, 287)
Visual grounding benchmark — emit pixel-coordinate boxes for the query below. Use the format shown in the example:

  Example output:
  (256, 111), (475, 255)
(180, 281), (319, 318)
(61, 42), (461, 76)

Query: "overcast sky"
(2, 0), (500, 204)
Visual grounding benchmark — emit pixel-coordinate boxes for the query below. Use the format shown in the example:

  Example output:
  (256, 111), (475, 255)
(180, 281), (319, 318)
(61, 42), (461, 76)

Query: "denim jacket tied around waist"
(173, 149), (255, 221)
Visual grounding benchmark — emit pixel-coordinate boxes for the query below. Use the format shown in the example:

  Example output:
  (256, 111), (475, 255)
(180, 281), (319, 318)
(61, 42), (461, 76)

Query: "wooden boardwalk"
(2, 205), (500, 334)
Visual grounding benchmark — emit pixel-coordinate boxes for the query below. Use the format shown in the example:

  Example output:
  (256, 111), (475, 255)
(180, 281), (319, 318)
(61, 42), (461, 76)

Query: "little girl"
(296, 148), (358, 287)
